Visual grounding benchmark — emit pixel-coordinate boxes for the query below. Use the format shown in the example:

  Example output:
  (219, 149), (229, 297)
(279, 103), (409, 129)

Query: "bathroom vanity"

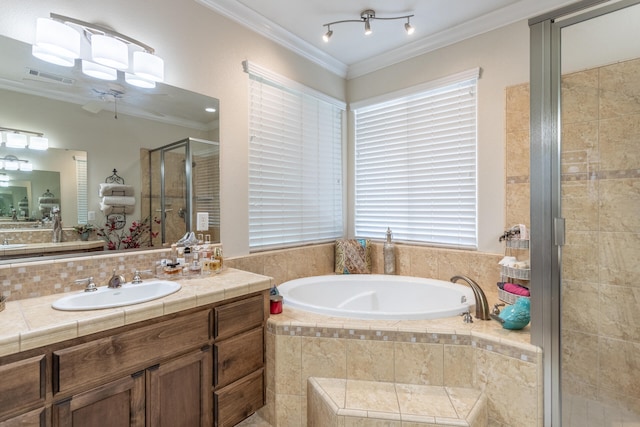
(0, 269), (270, 427)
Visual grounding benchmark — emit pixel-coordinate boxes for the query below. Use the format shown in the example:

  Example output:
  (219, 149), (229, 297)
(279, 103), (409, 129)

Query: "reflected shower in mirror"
(143, 138), (220, 246)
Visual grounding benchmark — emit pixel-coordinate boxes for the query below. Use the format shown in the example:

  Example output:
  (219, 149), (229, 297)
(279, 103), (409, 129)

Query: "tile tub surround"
(263, 307), (541, 427)
(308, 377), (488, 427)
(0, 267), (272, 357)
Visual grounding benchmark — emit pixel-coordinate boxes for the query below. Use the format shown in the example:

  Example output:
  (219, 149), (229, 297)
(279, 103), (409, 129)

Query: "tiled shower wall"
(506, 58), (640, 415)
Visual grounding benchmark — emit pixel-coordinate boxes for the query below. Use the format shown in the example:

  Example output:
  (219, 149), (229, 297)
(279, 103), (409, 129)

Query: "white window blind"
(75, 155), (88, 224)
(245, 61), (345, 251)
(193, 148), (220, 226)
(353, 69), (479, 248)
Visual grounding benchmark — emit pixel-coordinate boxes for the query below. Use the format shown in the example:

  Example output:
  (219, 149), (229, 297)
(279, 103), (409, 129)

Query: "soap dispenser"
(383, 227), (396, 275)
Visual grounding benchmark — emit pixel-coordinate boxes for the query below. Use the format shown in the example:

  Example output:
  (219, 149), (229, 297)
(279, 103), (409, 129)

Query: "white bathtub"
(277, 274), (475, 320)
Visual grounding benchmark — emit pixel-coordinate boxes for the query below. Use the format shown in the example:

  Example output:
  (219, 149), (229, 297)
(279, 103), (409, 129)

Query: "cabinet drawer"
(214, 327), (263, 388)
(0, 355), (46, 418)
(53, 310), (210, 394)
(214, 368), (264, 427)
(0, 406), (48, 427)
(214, 294), (264, 340)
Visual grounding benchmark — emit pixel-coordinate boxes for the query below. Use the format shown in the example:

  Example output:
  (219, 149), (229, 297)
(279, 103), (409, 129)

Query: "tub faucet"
(450, 275), (491, 320)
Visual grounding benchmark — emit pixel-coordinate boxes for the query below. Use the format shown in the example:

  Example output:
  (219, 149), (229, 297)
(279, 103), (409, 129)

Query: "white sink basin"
(52, 280), (182, 311)
(0, 244), (27, 249)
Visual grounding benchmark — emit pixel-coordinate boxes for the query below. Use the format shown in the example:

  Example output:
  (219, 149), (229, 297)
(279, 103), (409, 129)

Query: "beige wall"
(0, 0), (345, 257)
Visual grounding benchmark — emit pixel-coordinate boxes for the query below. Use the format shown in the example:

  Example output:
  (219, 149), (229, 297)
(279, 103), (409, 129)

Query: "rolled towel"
(101, 196), (136, 206)
(39, 203), (59, 210)
(503, 282), (530, 297)
(99, 183), (135, 197)
(100, 202), (135, 215)
(38, 197), (60, 204)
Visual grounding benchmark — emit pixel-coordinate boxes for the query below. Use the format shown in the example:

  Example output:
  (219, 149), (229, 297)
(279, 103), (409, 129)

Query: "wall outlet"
(196, 212), (209, 231)
(87, 211), (96, 221)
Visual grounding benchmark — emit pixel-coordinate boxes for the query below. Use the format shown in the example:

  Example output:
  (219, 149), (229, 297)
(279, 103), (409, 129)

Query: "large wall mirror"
(0, 34), (220, 262)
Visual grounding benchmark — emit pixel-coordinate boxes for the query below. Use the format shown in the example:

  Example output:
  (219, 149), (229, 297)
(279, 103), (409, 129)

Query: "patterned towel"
(335, 239), (372, 274)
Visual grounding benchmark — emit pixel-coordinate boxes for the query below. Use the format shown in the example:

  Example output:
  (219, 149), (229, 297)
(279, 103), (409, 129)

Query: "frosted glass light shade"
(3, 160), (19, 171)
(19, 162), (33, 172)
(32, 44), (76, 67)
(82, 60), (117, 80)
(0, 175), (8, 182)
(125, 73), (155, 88)
(91, 35), (128, 69)
(5, 133), (28, 148)
(133, 51), (164, 82)
(33, 18), (80, 65)
(29, 136), (49, 150)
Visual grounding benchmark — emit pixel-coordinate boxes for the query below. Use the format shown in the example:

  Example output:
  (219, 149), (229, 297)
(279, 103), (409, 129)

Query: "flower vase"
(80, 231), (90, 241)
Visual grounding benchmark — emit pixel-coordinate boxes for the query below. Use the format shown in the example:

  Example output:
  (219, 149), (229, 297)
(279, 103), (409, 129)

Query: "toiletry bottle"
(213, 246), (223, 273)
(170, 243), (178, 264)
(383, 227), (396, 275)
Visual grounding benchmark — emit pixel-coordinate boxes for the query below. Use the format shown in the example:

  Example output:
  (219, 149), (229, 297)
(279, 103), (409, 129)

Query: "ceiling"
(197, 0), (582, 78)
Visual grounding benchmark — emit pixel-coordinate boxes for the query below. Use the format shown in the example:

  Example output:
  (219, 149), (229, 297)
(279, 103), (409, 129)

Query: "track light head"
(405, 19), (415, 35)
(323, 27), (333, 42)
(364, 19), (372, 35)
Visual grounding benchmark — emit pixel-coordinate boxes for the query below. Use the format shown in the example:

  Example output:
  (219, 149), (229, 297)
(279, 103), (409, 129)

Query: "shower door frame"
(529, 0), (640, 425)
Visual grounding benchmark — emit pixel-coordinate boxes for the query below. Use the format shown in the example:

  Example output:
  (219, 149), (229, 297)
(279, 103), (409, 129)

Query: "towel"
(101, 196), (136, 206)
(38, 197), (60, 204)
(99, 183), (135, 197)
(100, 202), (135, 215)
(504, 282), (530, 297)
(39, 203), (59, 210)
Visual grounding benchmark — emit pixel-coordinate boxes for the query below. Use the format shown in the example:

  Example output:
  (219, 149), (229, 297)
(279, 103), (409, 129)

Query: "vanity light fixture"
(0, 127), (49, 151)
(33, 13), (164, 87)
(322, 9), (415, 41)
(0, 155), (33, 172)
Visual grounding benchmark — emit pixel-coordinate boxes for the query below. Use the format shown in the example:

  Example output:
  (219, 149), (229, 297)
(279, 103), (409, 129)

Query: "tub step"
(308, 377), (487, 427)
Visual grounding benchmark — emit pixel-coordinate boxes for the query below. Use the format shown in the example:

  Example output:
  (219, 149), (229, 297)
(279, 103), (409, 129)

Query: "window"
(245, 61), (345, 251)
(352, 68), (479, 248)
(75, 155), (88, 224)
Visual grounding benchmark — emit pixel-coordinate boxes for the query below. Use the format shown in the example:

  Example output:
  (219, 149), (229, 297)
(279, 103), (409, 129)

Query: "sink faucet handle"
(461, 311), (474, 323)
(75, 277), (98, 292)
(131, 269), (153, 284)
(2, 237), (13, 245)
(492, 303), (505, 315)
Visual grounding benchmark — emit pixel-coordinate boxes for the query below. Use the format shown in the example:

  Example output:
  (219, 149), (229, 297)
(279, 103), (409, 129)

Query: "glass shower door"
(559, 3), (640, 425)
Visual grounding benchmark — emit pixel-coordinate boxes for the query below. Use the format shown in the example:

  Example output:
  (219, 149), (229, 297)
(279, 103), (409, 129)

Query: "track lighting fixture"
(322, 9), (415, 41)
(32, 13), (164, 88)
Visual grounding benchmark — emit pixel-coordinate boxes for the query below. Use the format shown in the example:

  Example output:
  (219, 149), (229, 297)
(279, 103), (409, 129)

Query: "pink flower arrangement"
(97, 217), (160, 250)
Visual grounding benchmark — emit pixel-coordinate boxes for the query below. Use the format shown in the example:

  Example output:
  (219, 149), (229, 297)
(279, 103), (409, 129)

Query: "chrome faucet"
(108, 269), (125, 289)
(450, 275), (491, 320)
(131, 269), (152, 284)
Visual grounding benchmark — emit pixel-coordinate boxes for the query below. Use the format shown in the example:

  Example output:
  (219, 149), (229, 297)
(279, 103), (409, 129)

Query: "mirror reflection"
(0, 34), (221, 261)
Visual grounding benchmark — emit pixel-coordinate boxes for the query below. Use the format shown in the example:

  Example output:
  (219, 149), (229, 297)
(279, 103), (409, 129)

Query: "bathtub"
(277, 274), (475, 320)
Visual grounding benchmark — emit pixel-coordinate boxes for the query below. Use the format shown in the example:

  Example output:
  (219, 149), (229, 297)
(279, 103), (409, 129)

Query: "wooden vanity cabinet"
(0, 289), (268, 427)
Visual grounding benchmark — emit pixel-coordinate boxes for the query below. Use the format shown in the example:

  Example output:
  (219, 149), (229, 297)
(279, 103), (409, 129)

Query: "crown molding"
(195, 0), (348, 77)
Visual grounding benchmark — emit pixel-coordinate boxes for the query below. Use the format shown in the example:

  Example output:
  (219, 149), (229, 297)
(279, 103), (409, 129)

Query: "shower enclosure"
(145, 138), (220, 246)
(530, 1), (640, 425)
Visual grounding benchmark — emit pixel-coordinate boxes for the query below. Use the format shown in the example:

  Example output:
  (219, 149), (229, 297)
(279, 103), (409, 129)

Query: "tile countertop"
(0, 268), (273, 358)
(0, 240), (104, 257)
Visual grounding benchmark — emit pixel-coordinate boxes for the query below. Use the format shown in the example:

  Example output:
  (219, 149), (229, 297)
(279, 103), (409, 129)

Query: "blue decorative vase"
(498, 297), (530, 330)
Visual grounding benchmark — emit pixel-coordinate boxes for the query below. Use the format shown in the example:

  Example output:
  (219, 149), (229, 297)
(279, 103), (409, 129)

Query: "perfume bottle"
(383, 227), (396, 275)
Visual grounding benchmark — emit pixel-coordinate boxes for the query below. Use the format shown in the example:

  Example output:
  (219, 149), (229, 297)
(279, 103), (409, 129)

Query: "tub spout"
(450, 275), (491, 320)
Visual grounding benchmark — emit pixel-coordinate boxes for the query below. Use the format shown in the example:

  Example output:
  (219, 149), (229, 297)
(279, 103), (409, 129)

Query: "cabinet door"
(52, 374), (144, 427)
(146, 347), (212, 427)
(0, 355), (46, 419)
(0, 407), (49, 427)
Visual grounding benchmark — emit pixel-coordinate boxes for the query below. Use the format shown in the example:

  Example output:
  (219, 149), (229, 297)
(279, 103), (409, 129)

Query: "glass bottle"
(383, 227), (396, 275)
